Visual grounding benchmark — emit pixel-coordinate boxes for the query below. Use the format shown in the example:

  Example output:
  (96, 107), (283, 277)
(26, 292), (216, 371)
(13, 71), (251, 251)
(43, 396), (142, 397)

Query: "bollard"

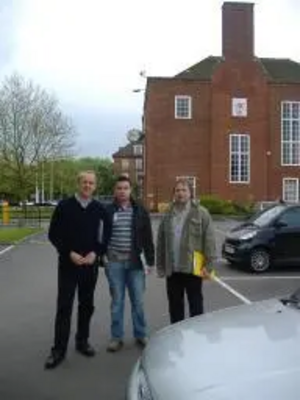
(2, 201), (9, 225)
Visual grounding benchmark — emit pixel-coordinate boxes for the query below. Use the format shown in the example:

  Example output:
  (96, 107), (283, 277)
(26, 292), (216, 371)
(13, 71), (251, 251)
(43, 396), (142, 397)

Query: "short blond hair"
(77, 170), (97, 183)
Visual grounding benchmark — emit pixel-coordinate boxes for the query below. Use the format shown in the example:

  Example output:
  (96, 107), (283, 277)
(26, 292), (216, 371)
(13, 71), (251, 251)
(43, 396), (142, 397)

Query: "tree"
(0, 73), (76, 200)
(96, 159), (116, 195)
(34, 157), (116, 200)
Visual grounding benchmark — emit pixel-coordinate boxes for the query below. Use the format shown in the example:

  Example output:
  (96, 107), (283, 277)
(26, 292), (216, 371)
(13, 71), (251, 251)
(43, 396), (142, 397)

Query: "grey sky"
(1, 0), (300, 158)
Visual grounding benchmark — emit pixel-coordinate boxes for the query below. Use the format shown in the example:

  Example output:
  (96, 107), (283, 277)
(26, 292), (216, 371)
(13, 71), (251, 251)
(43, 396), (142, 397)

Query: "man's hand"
(83, 252), (97, 265)
(201, 267), (212, 280)
(70, 251), (85, 266)
(144, 266), (152, 275)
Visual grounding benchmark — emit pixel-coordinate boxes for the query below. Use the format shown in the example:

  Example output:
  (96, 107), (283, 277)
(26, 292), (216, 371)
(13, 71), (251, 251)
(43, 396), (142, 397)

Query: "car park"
(222, 203), (300, 273)
(126, 287), (300, 400)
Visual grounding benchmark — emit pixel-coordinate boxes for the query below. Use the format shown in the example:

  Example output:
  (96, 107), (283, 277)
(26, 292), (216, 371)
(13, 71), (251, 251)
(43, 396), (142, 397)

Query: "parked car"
(126, 288), (300, 400)
(222, 203), (300, 273)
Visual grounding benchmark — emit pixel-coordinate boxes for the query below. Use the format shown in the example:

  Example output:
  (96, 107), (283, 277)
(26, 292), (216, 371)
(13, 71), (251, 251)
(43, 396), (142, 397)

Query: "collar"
(173, 200), (192, 214)
(75, 193), (92, 208)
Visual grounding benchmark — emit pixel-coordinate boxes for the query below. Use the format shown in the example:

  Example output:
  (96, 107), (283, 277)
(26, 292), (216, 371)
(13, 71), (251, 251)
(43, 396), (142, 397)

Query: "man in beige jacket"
(156, 178), (217, 323)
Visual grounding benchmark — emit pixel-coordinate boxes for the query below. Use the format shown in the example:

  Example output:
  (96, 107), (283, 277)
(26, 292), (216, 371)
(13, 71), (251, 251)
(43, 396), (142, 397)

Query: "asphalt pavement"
(0, 218), (300, 399)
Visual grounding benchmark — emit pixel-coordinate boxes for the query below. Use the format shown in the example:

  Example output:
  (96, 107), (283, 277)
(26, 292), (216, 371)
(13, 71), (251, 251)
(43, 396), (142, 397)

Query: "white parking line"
(220, 275), (300, 281)
(0, 245), (14, 256)
(212, 275), (252, 305)
(216, 229), (226, 236)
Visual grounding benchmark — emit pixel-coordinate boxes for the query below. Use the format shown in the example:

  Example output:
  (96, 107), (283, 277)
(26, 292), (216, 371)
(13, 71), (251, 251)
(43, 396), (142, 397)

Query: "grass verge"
(0, 227), (43, 244)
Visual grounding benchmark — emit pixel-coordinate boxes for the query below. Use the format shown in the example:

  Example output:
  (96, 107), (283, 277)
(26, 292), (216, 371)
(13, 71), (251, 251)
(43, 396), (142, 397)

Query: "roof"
(175, 56), (223, 80)
(259, 58), (300, 83)
(173, 56), (300, 83)
(112, 135), (144, 159)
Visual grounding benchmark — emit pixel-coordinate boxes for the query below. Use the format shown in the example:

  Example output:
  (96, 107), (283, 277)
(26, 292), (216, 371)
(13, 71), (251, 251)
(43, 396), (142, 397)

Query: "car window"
(252, 205), (286, 227)
(277, 208), (300, 227)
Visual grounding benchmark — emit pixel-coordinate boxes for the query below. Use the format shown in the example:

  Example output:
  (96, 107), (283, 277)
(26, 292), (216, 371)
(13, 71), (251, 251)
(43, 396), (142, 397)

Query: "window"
(135, 159), (143, 171)
(281, 101), (300, 166)
(253, 205), (286, 228)
(176, 176), (196, 198)
(229, 134), (250, 184)
(136, 176), (144, 199)
(133, 145), (143, 156)
(282, 178), (299, 203)
(277, 207), (300, 227)
(121, 159), (130, 171)
(175, 96), (192, 119)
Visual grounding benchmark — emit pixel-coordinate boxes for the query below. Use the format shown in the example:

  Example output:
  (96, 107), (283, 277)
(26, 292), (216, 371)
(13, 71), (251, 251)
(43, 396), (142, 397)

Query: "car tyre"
(249, 248), (270, 273)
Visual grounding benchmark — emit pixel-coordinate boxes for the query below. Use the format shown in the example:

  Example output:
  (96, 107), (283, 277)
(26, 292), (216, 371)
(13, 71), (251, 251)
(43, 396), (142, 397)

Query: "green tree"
(0, 73), (76, 201)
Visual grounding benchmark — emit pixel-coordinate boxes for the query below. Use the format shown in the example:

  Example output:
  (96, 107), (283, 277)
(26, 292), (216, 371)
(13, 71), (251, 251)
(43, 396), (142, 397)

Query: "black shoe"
(44, 350), (65, 370)
(76, 342), (96, 357)
(135, 337), (148, 348)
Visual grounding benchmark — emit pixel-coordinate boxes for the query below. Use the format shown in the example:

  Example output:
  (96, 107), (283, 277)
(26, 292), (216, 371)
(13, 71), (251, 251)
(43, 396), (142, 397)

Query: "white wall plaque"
(232, 98), (247, 117)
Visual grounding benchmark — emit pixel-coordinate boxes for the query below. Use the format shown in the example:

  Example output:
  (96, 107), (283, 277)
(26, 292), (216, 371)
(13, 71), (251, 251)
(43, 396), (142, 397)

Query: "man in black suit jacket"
(45, 170), (108, 370)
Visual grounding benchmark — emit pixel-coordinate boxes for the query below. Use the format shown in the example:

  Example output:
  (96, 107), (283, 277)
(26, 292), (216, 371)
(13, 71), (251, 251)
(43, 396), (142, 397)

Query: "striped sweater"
(108, 206), (133, 255)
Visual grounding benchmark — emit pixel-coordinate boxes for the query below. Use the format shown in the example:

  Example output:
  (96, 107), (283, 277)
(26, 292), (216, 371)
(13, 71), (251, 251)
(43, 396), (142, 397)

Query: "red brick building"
(144, 1), (300, 210)
(112, 134), (145, 198)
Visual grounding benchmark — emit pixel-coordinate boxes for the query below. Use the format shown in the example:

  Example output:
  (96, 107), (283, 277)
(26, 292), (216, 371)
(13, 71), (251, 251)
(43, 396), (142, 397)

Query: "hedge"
(200, 195), (254, 216)
(156, 196), (255, 216)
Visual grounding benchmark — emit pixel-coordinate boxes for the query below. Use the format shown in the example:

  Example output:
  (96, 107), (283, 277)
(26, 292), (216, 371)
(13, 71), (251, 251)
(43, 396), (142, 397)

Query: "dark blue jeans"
(105, 261), (147, 340)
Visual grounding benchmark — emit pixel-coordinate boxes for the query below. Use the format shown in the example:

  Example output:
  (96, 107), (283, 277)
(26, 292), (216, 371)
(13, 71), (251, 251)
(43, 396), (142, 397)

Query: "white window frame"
(229, 134), (251, 184)
(175, 95), (192, 119)
(135, 158), (143, 171)
(282, 177), (299, 203)
(133, 144), (143, 156)
(176, 176), (196, 198)
(281, 101), (300, 166)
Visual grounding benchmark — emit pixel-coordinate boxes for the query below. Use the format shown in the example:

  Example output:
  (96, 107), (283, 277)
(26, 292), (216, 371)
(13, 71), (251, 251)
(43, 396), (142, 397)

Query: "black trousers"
(53, 264), (99, 355)
(166, 272), (203, 324)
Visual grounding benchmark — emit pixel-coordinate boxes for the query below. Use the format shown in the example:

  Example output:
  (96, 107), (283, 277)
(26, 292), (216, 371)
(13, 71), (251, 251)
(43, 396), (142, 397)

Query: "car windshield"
(251, 205), (286, 227)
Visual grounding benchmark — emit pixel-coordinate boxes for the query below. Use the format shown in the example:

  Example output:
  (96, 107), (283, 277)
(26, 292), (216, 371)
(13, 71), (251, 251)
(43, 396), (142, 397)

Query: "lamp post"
(133, 81), (147, 205)
(41, 160), (45, 204)
(35, 168), (39, 204)
(49, 160), (54, 201)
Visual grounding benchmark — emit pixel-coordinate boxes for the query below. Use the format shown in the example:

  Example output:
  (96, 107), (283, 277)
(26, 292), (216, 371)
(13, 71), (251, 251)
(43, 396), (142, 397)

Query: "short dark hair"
(115, 174), (132, 186)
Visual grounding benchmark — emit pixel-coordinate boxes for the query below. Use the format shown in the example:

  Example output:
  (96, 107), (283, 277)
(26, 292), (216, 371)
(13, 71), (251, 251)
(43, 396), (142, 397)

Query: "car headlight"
(240, 231), (257, 240)
(126, 359), (154, 400)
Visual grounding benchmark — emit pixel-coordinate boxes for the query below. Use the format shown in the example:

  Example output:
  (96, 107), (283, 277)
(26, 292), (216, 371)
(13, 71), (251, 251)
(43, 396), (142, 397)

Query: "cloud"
(63, 103), (141, 157)
(0, 0), (20, 72)
(3, 0), (300, 157)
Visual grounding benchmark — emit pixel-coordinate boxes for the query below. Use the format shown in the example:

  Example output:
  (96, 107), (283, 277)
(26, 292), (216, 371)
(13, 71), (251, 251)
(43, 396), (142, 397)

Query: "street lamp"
(133, 89), (145, 93)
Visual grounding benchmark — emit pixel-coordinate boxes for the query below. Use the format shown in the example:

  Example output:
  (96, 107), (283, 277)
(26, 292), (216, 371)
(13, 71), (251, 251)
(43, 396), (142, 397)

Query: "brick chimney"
(222, 2), (254, 60)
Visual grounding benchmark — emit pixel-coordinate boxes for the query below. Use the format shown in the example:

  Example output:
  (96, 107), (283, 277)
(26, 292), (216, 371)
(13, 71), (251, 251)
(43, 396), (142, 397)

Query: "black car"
(222, 203), (300, 273)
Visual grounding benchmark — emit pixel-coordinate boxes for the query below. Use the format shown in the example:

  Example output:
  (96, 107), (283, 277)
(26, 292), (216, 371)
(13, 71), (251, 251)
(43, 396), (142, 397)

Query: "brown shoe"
(135, 337), (148, 348)
(106, 339), (123, 353)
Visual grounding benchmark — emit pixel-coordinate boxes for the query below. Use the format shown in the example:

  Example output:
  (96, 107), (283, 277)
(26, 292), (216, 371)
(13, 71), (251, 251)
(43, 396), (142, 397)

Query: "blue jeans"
(105, 261), (147, 340)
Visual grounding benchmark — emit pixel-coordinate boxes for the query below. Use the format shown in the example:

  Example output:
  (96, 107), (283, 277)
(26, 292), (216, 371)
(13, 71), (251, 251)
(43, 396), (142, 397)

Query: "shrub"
(157, 202), (170, 213)
(199, 195), (235, 215)
(200, 195), (254, 215)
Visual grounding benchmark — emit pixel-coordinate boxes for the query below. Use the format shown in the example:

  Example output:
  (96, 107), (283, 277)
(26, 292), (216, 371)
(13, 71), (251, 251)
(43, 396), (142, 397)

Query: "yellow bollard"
(2, 201), (9, 225)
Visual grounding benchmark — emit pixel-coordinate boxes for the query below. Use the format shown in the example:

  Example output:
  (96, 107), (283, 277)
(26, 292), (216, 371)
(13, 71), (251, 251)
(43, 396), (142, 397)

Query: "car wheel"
(249, 248), (270, 273)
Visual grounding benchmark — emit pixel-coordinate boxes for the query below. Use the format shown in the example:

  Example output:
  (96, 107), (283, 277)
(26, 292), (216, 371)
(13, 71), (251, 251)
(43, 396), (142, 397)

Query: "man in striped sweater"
(104, 175), (154, 352)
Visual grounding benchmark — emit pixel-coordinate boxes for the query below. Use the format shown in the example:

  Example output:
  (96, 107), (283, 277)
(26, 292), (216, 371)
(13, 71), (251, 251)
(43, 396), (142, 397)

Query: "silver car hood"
(142, 299), (300, 400)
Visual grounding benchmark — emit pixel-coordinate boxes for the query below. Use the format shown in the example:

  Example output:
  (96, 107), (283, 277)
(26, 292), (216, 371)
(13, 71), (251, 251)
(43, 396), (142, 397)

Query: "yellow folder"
(193, 251), (206, 277)
(193, 251), (216, 279)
